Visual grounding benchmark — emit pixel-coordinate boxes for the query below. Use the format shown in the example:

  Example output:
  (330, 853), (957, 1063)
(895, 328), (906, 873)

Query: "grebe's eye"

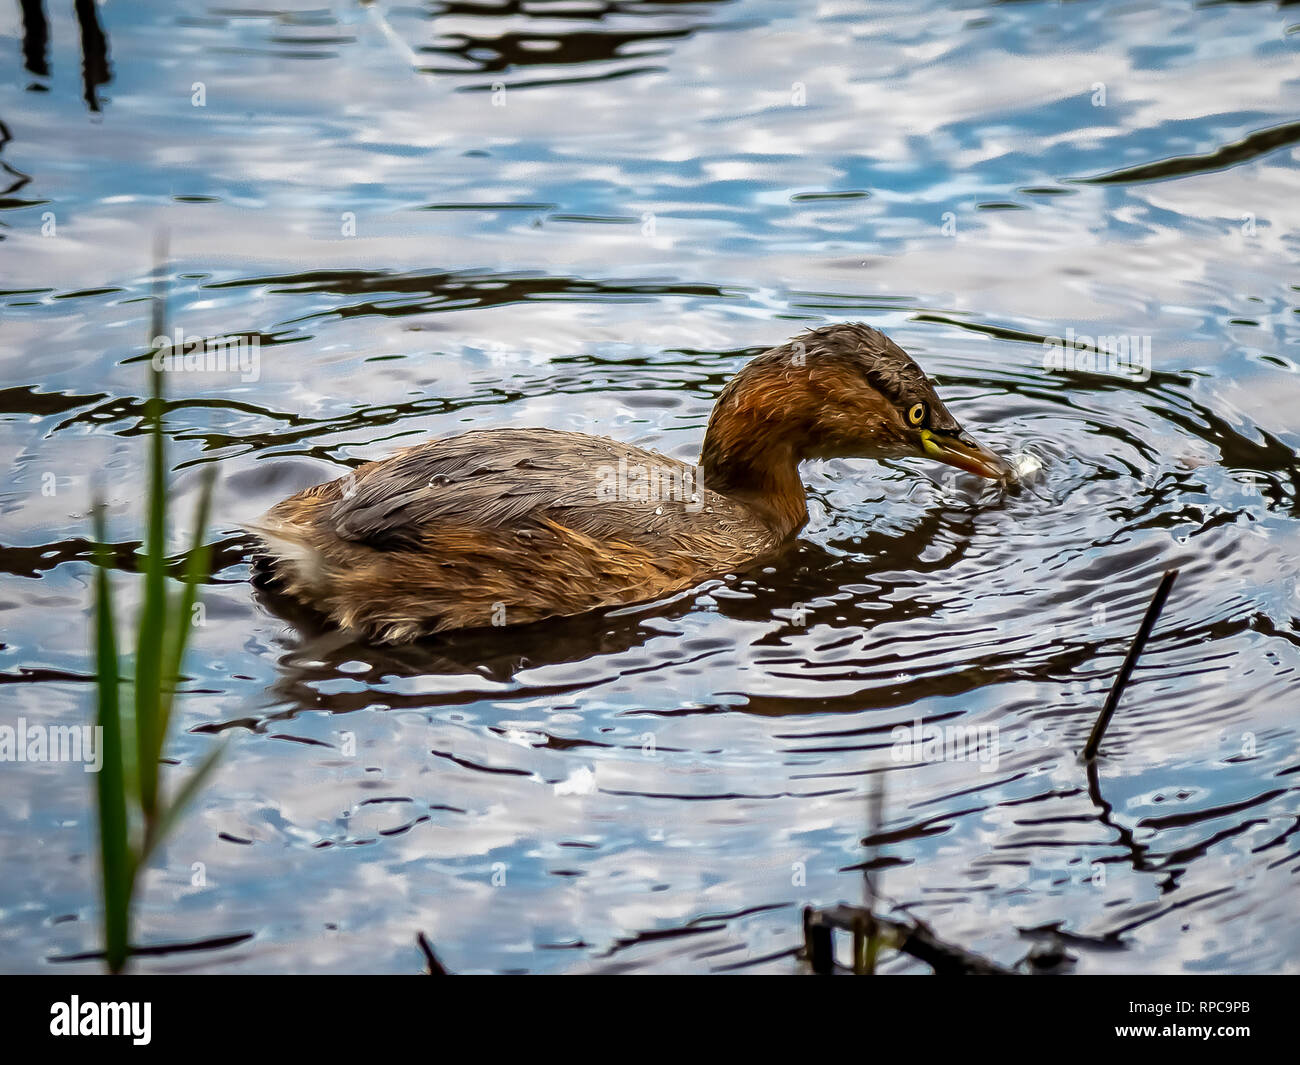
(907, 402), (926, 426)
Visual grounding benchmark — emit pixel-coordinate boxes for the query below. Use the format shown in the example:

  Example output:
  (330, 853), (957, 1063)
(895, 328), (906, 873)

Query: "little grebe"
(251, 323), (1014, 643)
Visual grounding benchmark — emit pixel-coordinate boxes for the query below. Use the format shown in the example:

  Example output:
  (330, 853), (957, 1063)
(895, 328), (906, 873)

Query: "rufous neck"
(700, 401), (809, 540)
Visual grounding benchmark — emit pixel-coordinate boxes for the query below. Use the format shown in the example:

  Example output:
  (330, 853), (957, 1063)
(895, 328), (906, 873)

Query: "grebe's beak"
(918, 428), (1016, 483)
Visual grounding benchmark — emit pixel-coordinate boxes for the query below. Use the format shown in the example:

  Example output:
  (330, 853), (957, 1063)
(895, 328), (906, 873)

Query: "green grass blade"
(141, 740), (226, 867)
(135, 363), (168, 820)
(92, 503), (134, 973)
(149, 232), (167, 342)
(158, 467), (216, 750)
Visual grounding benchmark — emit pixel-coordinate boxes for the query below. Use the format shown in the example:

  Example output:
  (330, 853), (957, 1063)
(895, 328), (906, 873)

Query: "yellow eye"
(908, 402), (926, 425)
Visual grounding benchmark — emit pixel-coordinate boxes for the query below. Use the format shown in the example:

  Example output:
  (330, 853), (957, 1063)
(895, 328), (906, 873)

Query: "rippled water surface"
(2, 0), (1299, 973)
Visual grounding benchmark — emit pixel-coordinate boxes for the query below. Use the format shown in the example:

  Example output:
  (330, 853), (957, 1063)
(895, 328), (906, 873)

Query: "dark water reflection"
(1, 0), (1298, 973)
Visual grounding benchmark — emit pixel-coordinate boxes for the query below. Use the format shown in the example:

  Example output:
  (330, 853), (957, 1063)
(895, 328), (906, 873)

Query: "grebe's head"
(703, 322), (1014, 486)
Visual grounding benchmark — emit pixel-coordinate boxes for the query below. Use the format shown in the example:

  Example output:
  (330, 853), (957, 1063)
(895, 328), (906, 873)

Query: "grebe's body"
(252, 324), (1012, 643)
(253, 428), (779, 642)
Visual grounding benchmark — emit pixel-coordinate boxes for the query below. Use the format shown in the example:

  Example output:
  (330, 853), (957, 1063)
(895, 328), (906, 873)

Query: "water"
(1, 0), (1298, 974)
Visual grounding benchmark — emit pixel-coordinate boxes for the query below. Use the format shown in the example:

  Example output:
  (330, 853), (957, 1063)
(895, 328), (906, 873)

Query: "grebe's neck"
(699, 371), (811, 540)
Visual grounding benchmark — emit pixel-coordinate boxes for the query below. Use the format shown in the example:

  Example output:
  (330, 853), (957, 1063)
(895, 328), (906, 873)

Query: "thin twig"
(417, 932), (450, 975)
(1083, 569), (1179, 761)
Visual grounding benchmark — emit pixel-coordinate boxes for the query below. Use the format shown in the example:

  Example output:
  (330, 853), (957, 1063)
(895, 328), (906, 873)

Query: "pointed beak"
(918, 428), (1017, 483)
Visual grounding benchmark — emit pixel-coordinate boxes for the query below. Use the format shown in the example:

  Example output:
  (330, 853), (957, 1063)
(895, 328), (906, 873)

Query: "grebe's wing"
(326, 427), (712, 551)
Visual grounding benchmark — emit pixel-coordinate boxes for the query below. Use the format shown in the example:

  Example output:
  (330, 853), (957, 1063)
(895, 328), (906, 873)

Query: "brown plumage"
(250, 323), (1013, 643)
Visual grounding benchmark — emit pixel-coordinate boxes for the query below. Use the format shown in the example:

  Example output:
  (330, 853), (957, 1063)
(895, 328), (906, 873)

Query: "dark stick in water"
(1083, 569), (1180, 761)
